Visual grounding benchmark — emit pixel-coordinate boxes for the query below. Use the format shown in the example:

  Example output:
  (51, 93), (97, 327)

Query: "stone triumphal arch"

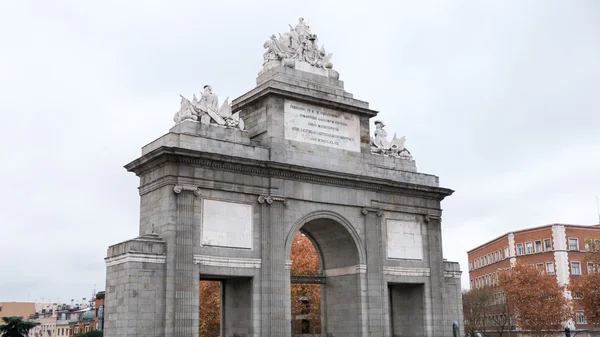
(104, 18), (462, 337)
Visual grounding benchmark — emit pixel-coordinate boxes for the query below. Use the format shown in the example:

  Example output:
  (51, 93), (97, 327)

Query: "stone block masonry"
(104, 17), (462, 337)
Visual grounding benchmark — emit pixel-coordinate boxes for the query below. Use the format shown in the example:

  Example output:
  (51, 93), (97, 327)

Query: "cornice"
(126, 146), (454, 201)
(231, 79), (378, 118)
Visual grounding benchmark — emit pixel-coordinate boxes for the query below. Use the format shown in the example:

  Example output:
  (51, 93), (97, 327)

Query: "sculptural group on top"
(173, 85), (244, 130)
(370, 120), (413, 160)
(262, 18), (339, 79)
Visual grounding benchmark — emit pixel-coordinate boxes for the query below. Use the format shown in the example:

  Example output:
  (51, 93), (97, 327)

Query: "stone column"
(425, 215), (445, 337)
(258, 195), (290, 337)
(284, 259), (293, 334)
(362, 207), (386, 337)
(172, 185), (201, 337)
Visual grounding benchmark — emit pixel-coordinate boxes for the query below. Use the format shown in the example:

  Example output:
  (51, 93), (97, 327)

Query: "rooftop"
(467, 223), (600, 254)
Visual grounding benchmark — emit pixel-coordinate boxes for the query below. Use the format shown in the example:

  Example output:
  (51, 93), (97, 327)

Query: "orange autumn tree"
(498, 262), (573, 337)
(569, 235), (600, 327)
(199, 280), (221, 337)
(290, 232), (322, 335)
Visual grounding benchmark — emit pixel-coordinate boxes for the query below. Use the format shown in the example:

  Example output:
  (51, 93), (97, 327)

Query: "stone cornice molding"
(140, 176), (270, 197)
(444, 270), (462, 279)
(193, 255), (261, 269)
(105, 252), (166, 267)
(383, 266), (431, 277)
(232, 80), (378, 118)
(361, 207), (383, 217)
(126, 147), (453, 201)
(173, 184), (201, 196)
(371, 201), (441, 217)
(323, 264), (367, 277)
(258, 194), (288, 206)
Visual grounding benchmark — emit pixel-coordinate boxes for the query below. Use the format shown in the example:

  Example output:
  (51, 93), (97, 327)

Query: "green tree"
(79, 331), (103, 337)
(0, 316), (40, 337)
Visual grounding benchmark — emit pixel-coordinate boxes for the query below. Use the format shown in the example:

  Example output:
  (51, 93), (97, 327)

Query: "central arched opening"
(288, 215), (364, 336)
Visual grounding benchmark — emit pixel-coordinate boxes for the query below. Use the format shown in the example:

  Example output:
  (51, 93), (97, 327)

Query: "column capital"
(424, 214), (441, 223)
(173, 184), (201, 196)
(258, 195), (288, 206)
(361, 207), (383, 217)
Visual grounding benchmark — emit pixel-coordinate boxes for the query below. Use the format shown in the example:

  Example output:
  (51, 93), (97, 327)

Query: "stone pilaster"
(258, 195), (289, 337)
(362, 207), (386, 337)
(425, 215), (445, 337)
(172, 185), (201, 337)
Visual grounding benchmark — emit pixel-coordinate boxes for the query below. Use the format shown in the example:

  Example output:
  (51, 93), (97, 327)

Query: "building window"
(576, 311), (586, 324)
(485, 256), (488, 265)
(588, 262), (595, 274)
(595, 239), (600, 251)
(546, 262), (555, 274)
(470, 280), (474, 288)
(569, 238), (579, 251)
(536, 263), (544, 273)
(544, 238), (552, 251)
(499, 249), (503, 259)
(526, 242), (533, 254)
(517, 243), (524, 255)
(535, 240), (542, 253)
(504, 246), (509, 258)
(571, 262), (582, 275)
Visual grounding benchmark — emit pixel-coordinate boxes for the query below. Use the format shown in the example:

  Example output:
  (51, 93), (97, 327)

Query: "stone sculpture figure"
(263, 35), (286, 69)
(199, 85), (219, 113)
(260, 17), (339, 78)
(370, 120), (413, 160)
(173, 95), (197, 123)
(173, 85), (245, 130)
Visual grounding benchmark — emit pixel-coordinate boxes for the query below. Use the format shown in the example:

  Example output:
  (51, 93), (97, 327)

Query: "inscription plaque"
(201, 199), (253, 249)
(284, 100), (360, 152)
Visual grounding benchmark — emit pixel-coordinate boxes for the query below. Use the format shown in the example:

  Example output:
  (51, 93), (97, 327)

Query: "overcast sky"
(1, 1), (599, 303)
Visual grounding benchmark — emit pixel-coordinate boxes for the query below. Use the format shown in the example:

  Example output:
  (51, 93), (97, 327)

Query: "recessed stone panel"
(386, 219), (423, 260)
(284, 99), (361, 152)
(201, 199), (252, 249)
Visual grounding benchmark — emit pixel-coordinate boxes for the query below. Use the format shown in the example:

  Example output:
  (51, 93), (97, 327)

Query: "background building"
(0, 302), (35, 322)
(467, 223), (600, 331)
(0, 293), (104, 337)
